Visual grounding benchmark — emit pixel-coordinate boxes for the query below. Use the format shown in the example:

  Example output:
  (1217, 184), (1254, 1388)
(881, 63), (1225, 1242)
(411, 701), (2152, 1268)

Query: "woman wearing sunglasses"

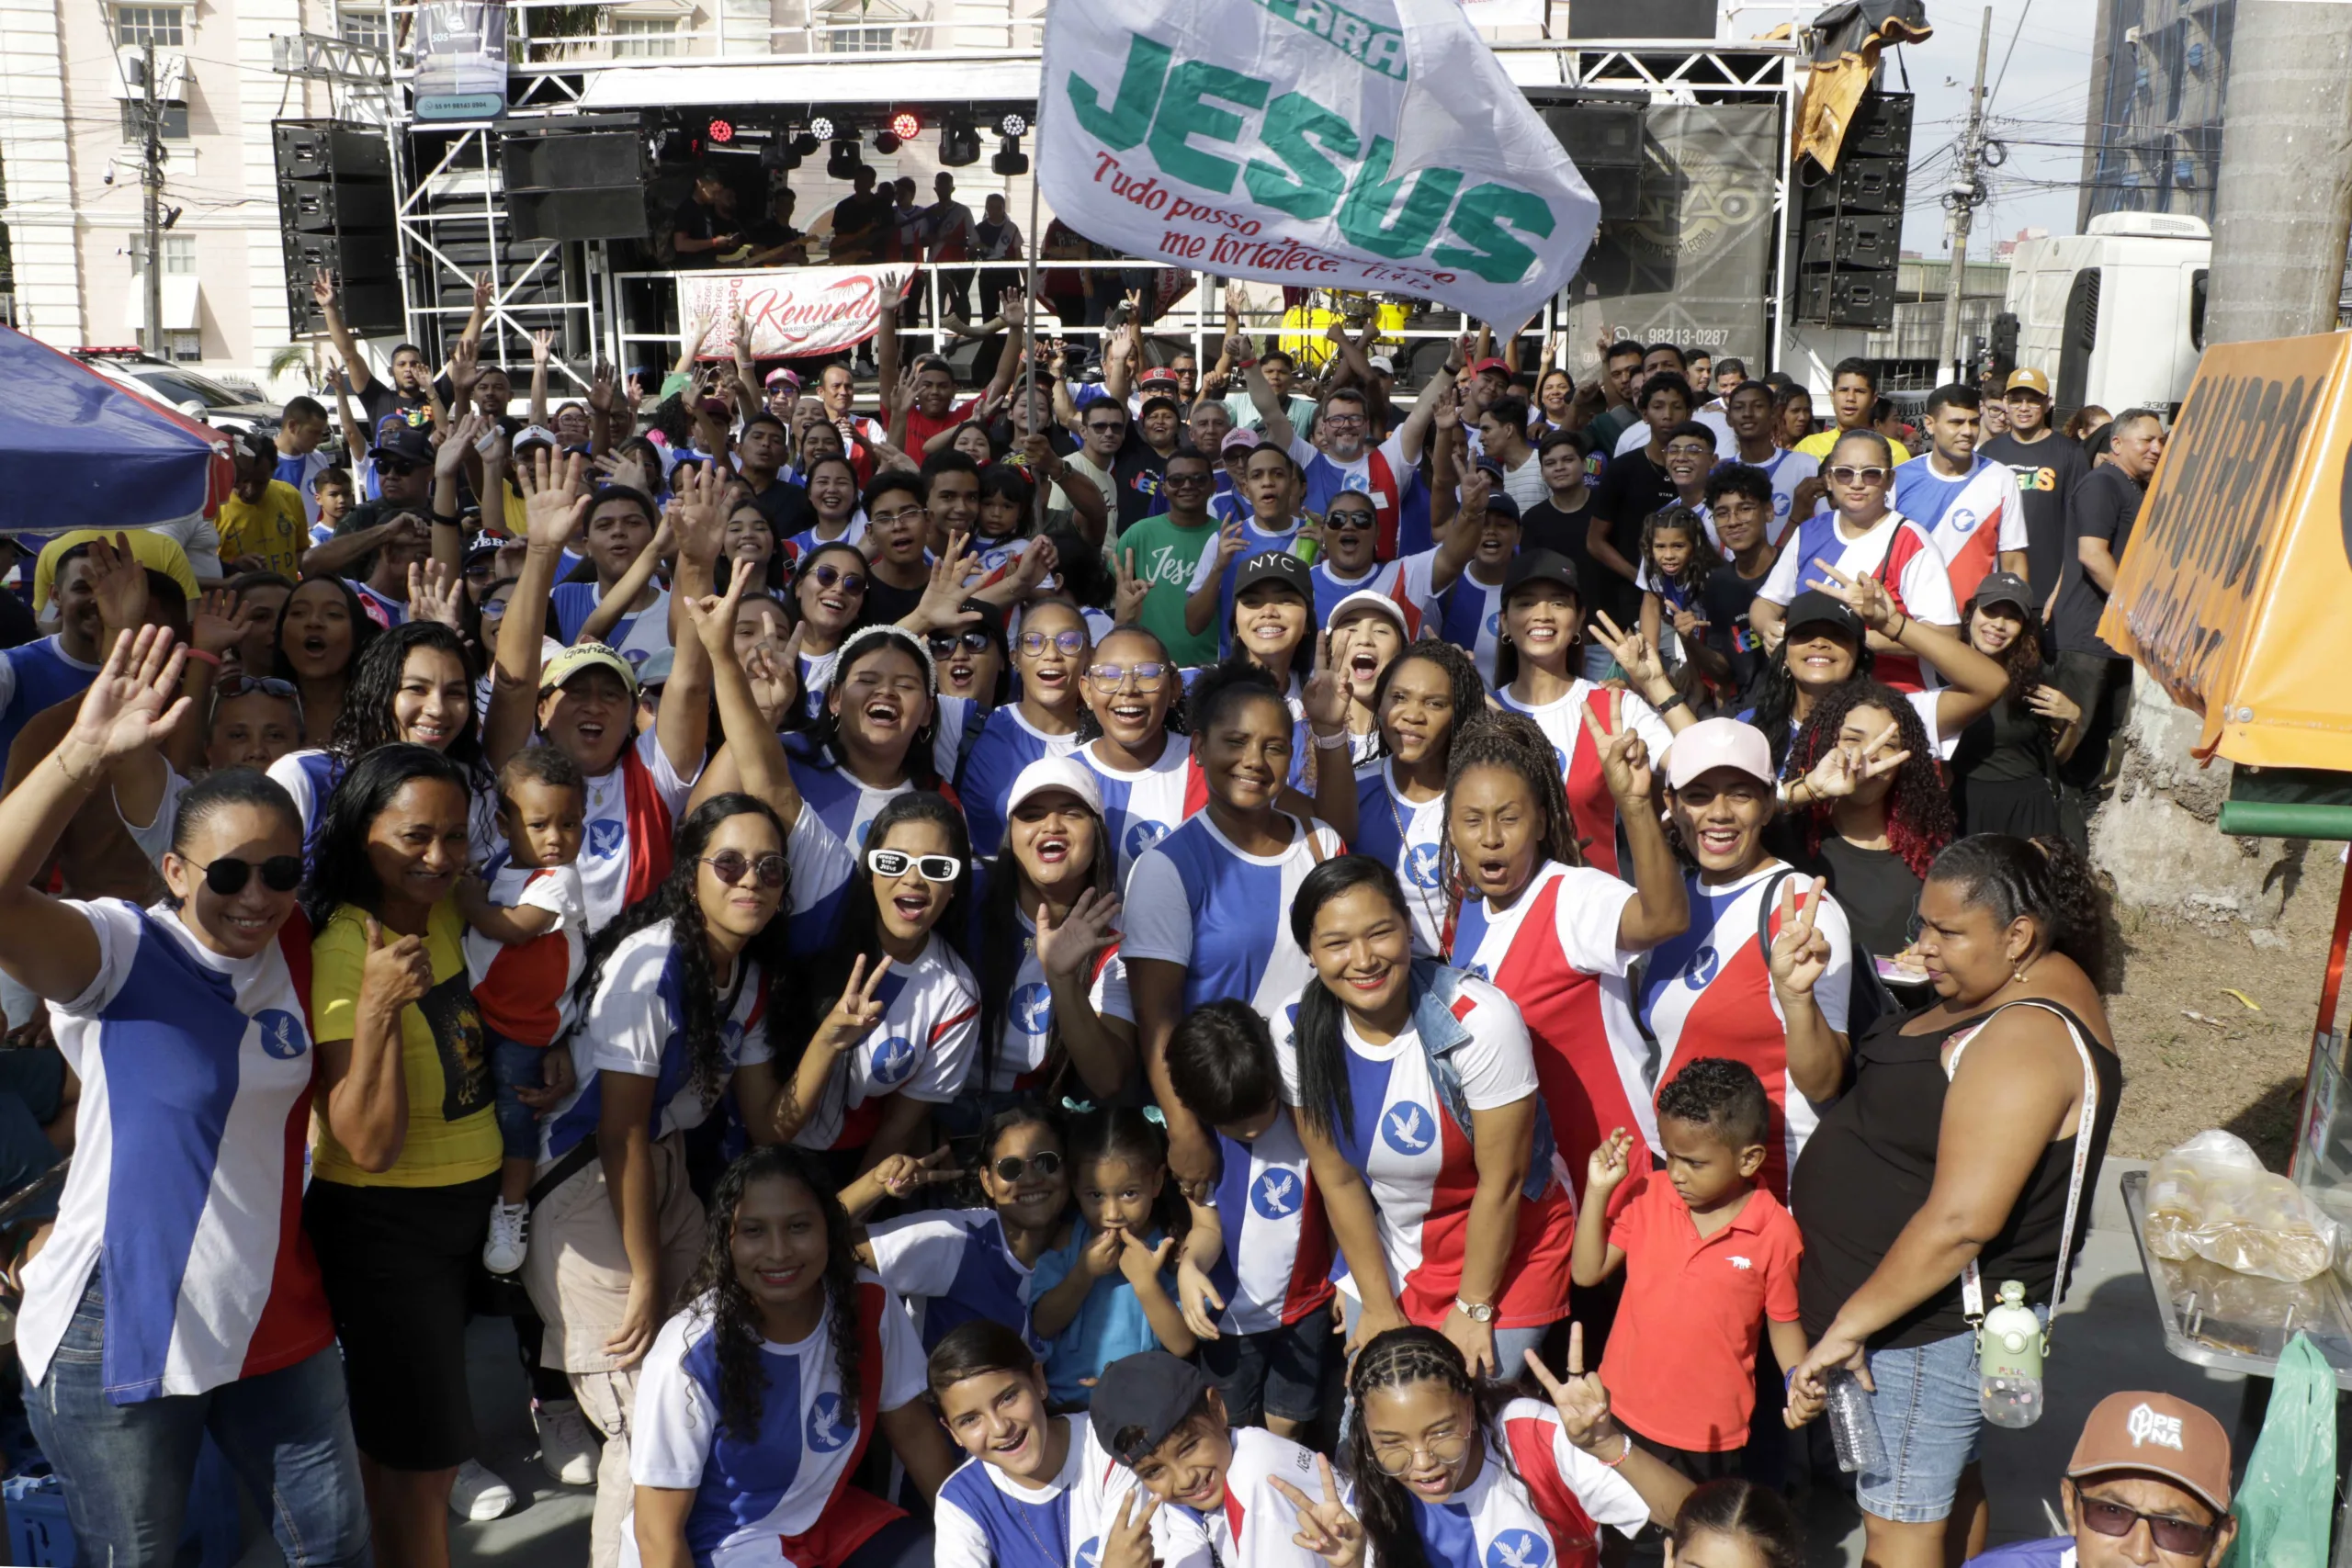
(957, 598), (1091, 860)
(785, 539), (869, 725)
(302, 741), (504, 1568)
(774, 792), (980, 1173)
(931, 599), (1012, 714)
(518, 790), (797, 1568)
(0, 629), (380, 1568)
(1749, 430), (1961, 695)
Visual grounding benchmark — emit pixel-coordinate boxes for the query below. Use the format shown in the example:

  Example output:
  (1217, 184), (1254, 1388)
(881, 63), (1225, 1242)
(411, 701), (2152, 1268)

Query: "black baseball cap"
(1483, 491), (1521, 523)
(375, 424), (435, 468)
(1501, 547), (1577, 600)
(1090, 1352), (1213, 1468)
(1971, 570), (2035, 615)
(1233, 548), (1311, 600)
(1783, 588), (1865, 639)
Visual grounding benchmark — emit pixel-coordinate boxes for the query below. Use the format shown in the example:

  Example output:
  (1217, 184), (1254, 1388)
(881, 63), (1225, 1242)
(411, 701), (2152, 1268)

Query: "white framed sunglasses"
(865, 848), (963, 883)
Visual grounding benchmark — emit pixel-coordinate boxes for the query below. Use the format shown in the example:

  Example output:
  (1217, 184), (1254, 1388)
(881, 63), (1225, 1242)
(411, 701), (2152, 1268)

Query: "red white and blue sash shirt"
(935, 1413), (1214, 1568)
(789, 934), (980, 1152)
(1077, 739), (1209, 890)
(1286, 434), (1432, 560)
(1122, 814), (1345, 1029)
(1893, 452), (2028, 607)
(1204, 1107), (1336, 1334)
(1490, 680), (1674, 881)
(1755, 510), (1960, 694)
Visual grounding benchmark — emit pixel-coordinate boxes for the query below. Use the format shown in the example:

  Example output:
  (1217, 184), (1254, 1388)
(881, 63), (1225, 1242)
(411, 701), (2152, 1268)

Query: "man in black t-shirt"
(1585, 372), (1690, 650)
(746, 188), (808, 265)
(829, 166), (888, 264)
(1976, 367), (2086, 608)
(2048, 407), (2165, 839)
(1519, 428), (1593, 571)
(672, 169), (740, 269)
(736, 414), (815, 540)
(311, 266), (488, 451)
(1693, 464), (1778, 703)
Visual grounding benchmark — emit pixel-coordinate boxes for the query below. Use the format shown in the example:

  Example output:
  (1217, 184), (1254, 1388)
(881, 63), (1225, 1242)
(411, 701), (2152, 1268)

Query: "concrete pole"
(2205, 2), (2352, 344)
(142, 40), (164, 358)
(1936, 7), (1993, 382)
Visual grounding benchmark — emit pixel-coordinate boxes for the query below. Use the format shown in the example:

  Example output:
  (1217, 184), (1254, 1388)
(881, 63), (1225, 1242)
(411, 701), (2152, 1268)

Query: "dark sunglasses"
(929, 630), (992, 657)
(1019, 629), (1086, 657)
(991, 1150), (1063, 1182)
(2075, 1495), (2221, 1556)
(217, 675), (299, 701)
(1084, 421), (1125, 435)
(701, 851), (786, 888)
(376, 457), (424, 478)
(806, 563), (866, 594)
(1326, 508), (1376, 531)
(191, 855), (303, 897)
(866, 848), (962, 883)
(1162, 469), (1212, 488)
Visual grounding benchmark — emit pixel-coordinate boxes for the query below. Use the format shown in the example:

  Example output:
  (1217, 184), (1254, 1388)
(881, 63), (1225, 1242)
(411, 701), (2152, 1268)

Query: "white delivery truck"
(2001, 210), (2211, 418)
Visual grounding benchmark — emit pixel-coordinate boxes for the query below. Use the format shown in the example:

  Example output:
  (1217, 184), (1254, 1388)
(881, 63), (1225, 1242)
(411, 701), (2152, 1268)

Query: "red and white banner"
(683, 266), (915, 359)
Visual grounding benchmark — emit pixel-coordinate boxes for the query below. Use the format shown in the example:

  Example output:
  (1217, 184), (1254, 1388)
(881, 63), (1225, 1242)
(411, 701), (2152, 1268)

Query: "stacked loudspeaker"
(1543, 101), (1645, 223)
(1794, 92), (1912, 332)
(277, 120), (403, 336)
(500, 122), (650, 242)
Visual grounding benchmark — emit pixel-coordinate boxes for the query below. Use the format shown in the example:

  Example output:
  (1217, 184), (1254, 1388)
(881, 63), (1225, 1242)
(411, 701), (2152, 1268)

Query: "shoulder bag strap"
(1945, 999), (2100, 1322)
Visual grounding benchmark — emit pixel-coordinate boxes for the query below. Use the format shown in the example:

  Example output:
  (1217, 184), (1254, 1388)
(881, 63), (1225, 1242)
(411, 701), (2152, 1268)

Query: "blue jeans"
(488, 1031), (548, 1161)
(25, 1269), (370, 1568)
(1852, 1314), (2040, 1526)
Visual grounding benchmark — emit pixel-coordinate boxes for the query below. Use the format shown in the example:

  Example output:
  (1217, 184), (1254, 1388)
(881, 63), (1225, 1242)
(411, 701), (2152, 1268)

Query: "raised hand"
(885, 366), (918, 417)
(682, 562), (752, 664)
(910, 532), (983, 633)
(310, 266), (336, 309)
(1099, 1490), (1159, 1568)
(1215, 519), (1248, 568)
(407, 559), (465, 630)
(436, 411), (486, 478)
(60, 626), (191, 778)
(1035, 889), (1122, 983)
(516, 446), (592, 550)
(1587, 608), (1666, 692)
(743, 623), (808, 721)
(1455, 464), (1492, 521)
(1113, 548), (1148, 626)
(868, 1146), (958, 1201)
(814, 953), (892, 1055)
(1269, 1455), (1367, 1568)
(1799, 717), (1909, 803)
(587, 359), (617, 413)
(471, 270), (493, 310)
(447, 334), (481, 402)
(1804, 558), (1899, 632)
(190, 588), (265, 661)
(669, 460), (729, 567)
(1523, 1325), (1623, 1457)
(1767, 875), (1833, 1001)
(531, 329), (555, 367)
(1580, 691), (1654, 807)
(86, 533), (151, 637)
(1301, 630), (1349, 729)
(359, 914), (435, 1016)
(1586, 1125), (1633, 1201)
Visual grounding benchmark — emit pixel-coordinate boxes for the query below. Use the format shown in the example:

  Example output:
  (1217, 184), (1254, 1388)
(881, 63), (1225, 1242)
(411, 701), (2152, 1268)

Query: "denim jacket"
(1408, 958), (1558, 1202)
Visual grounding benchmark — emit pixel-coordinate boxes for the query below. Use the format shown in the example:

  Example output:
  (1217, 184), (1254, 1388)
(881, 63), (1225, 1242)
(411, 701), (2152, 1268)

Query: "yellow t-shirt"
(311, 900), (502, 1189)
(32, 529), (198, 615)
(216, 481), (309, 579)
(1795, 429), (1913, 465)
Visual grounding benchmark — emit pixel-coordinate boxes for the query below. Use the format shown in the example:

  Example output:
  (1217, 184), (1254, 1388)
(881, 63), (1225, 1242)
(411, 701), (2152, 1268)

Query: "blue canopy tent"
(0, 329), (232, 535)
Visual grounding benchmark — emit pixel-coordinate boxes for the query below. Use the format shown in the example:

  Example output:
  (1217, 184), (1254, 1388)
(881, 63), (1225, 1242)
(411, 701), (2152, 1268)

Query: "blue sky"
(1886, 0), (2103, 254)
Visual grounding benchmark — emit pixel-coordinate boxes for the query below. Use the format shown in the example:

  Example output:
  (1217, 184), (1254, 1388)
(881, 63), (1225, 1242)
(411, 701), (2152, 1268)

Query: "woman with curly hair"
(521, 791), (797, 1568)
(1782, 679), (1954, 963)
(628, 1145), (956, 1568)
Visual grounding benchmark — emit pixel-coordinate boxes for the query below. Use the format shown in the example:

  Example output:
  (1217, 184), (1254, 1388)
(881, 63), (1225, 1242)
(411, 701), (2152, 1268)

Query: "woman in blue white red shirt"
(968, 757), (1135, 1110)
(792, 626), (976, 851)
(1124, 660), (1347, 1200)
(1284, 856), (1577, 1377)
(1640, 718), (1853, 1201)
(628, 1145), (957, 1568)
(958, 600), (1090, 860)
(1351, 640), (1485, 958)
(1442, 711), (1688, 1196)
(1283, 1327), (1690, 1568)
(783, 537), (869, 725)
(0, 628), (380, 1566)
(1074, 626), (1203, 887)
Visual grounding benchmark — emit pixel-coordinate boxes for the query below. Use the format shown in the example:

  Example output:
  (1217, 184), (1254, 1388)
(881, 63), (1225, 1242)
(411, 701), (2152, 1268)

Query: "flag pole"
(1023, 161), (1044, 535)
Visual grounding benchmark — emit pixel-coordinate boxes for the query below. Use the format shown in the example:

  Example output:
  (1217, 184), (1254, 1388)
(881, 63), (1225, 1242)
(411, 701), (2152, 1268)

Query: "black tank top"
(1791, 998), (2121, 1348)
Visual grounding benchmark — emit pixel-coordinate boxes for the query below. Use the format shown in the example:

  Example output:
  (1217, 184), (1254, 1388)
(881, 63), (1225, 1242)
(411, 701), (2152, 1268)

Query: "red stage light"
(889, 111), (920, 141)
(707, 118), (735, 143)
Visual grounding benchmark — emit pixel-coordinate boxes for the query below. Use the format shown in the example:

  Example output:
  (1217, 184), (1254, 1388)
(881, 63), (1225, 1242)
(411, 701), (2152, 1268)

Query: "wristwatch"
(1454, 1297), (1497, 1324)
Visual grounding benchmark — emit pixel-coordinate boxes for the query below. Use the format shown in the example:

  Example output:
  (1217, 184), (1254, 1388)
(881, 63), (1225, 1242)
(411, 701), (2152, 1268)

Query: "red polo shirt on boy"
(1600, 1171), (1804, 1453)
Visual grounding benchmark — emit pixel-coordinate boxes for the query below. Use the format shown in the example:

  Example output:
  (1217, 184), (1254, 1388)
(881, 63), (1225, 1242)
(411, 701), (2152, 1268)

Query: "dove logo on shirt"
(1485, 610), (1502, 638)
(1124, 819), (1169, 862)
(806, 1392), (855, 1452)
(871, 1035), (919, 1087)
(1382, 1103), (1436, 1156)
(1251, 1168), (1301, 1219)
(1076, 1539), (1103, 1568)
(1487, 1530), (1552, 1568)
(1681, 945), (1720, 988)
(1406, 842), (1442, 889)
(1011, 982), (1052, 1034)
(253, 1009), (311, 1060)
(587, 819), (627, 859)
(1948, 506), (1981, 536)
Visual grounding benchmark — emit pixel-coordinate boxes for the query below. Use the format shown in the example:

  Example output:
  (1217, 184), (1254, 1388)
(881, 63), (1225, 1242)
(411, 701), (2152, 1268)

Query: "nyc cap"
(1233, 549), (1312, 599)
(1091, 1351), (1212, 1468)
(2066, 1392), (2232, 1514)
(1665, 716), (1774, 791)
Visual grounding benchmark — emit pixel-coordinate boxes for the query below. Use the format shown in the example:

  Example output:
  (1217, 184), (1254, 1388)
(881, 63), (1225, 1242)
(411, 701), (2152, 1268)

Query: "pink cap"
(1664, 716), (1775, 791)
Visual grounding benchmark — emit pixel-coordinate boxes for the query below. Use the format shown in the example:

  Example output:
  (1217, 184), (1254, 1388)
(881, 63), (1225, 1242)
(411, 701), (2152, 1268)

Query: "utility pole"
(1937, 6), (1994, 383)
(141, 39), (164, 358)
(2207, 3), (2352, 344)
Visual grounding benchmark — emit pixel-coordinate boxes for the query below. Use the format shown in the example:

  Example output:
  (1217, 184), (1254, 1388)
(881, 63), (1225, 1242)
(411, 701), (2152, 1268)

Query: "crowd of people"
(0, 257), (2199, 1568)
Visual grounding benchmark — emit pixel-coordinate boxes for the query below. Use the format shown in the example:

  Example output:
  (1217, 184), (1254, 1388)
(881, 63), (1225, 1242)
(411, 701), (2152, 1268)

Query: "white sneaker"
(449, 1458), (517, 1522)
(537, 1398), (600, 1486)
(483, 1201), (529, 1275)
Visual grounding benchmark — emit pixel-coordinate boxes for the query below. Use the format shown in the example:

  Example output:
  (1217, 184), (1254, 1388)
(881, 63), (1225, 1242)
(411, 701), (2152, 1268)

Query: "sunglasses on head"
(190, 855), (303, 897)
(991, 1150), (1063, 1182)
(806, 563), (866, 593)
(865, 848), (962, 883)
(217, 675), (299, 701)
(1827, 465), (1890, 485)
(701, 851), (786, 888)
(2074, 1493), (2220, 1556)
(1019, 629), (1086, 658)
(1086, 660), (1168, 693)
(929, 630), (991, 657)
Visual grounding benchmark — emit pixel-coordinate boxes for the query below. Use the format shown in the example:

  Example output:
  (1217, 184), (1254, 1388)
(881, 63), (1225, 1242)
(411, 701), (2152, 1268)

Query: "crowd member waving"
(1442, 712), (1686, 1184)
(1491, 551), (1682, 877)
(628, 1145), (957, 1568)
(303, 743), (503, 1568)
(487, 451), (718, 933)
(0, 630), (377, 1568)
(1075, 625), (1203, 886)
(1125, 661), (1347, 1197)
(1641, 719), (1852, 1198)
(523, 789), (793, 1568)
(1788, 836), (2121, 1568)
(1352, 639), (1485, 956)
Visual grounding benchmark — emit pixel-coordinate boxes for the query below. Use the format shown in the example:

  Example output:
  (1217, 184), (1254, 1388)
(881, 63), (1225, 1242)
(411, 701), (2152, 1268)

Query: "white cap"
(1005, 754), (1103, 818)
(1664, 716), (1775, 791)
(1368, 355), (1396, 376)
(1327, 589), (1408, 636)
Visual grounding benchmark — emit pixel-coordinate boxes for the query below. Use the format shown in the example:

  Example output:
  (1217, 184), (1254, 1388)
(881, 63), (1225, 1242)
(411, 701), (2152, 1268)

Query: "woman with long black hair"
(1782, 681), (1956, 964)
(1352, 639), (1485, 956)
(1947, 574), (2084, 840)
(628, 1145), (956, 1568)
(785, 537), (870, 726)
(523, 789), (797, 1568)
(271, 573), (381, 749)
(1284, 857), (1575, 1377)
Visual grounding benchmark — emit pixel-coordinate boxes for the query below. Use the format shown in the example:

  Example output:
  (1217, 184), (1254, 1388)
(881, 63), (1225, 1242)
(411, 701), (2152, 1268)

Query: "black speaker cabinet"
(500, 129), (652, 242)
(1800, 271), (1898, 331)
(1801, 214), (1899, 272)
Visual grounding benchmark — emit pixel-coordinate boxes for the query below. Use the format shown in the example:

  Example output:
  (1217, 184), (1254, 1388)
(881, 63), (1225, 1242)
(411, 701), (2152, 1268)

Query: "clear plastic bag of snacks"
(2143, 1131), (2338, 1282)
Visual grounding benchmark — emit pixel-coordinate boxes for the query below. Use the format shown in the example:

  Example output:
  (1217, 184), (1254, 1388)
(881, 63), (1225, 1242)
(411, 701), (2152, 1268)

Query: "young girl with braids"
(628, 1145), (957, 1568)
(1781, 679), (1955, 964)
(1277, 1326), (1690, 1568)
(1351, 639), (1485, 956)
(1442, 712), (1686, 1187)
(1662, 1481), (1806, 1568)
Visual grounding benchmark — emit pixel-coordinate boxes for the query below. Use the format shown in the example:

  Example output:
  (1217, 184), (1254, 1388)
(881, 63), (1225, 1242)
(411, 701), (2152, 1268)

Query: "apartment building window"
(112, 5), (186, 46)
(120, 102), (190, 141)
(130, 234), (198, 276)
(824, 0), (904, 51)
(611, 17), (681, 57)
(168, 333), (203, 362)
(338, 3), (390, 54)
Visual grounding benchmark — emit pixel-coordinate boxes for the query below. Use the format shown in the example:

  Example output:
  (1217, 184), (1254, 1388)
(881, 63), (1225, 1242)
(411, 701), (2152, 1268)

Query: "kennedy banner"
(1037, 0), (1600, 323)
(685, 267), (915, 360)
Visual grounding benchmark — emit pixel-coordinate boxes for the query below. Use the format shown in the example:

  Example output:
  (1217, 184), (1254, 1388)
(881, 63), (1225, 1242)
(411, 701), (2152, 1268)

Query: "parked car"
(71, 348), (281, 439)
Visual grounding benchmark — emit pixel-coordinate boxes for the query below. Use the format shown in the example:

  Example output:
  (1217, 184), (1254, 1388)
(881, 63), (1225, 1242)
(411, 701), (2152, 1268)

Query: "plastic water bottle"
(1825, 1369), (1886, 1473)
(1978, 1280), (2045, 1428)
